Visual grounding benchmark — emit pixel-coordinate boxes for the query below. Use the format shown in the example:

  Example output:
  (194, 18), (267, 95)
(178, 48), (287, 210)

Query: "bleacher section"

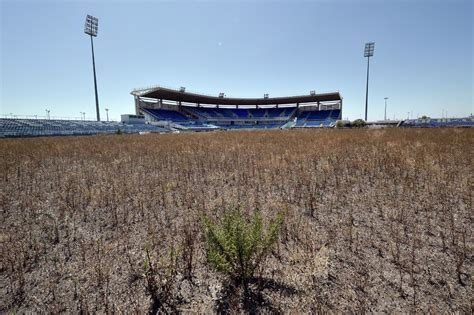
(212, 123), (285, 129)
(141, 108), (190, 122)
(400, 117), (474, 128)
(0, 119), (169, 138)
(294, 109), (341, 127)
(183, 107), (296, 120)
(140, 106), (340, 130)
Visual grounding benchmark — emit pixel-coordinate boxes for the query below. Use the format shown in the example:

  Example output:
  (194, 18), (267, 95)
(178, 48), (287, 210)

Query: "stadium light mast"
(384, 97), (388, 120)
(364, 42), (375, 121)
(84, 15), (100, 121)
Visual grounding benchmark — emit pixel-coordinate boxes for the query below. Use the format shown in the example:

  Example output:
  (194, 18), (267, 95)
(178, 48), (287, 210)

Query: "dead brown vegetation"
(0, 128), (473, 313)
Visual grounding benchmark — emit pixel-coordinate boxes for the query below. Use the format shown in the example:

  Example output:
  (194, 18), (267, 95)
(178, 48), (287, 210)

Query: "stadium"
(132, 86), (342, 130)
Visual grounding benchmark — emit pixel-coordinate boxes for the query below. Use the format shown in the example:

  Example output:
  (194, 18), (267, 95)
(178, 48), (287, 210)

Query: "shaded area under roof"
(133, 87), (342, 106)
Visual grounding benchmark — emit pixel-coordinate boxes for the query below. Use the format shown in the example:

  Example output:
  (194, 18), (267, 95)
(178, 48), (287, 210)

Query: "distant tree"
(336, 121), (345, 128)
(421, 115), (430, 119)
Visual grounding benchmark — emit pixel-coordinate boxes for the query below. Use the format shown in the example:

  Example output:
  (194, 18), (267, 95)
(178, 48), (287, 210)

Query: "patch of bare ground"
(0, 128), (472, 313)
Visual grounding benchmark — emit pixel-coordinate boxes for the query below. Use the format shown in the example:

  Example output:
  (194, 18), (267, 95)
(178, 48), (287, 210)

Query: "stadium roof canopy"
(131, 86), (341, 106)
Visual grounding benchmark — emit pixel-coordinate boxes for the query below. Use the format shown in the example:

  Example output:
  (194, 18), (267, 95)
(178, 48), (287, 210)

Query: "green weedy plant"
(351, 119), (366, 128)
(335, 120), (344, 128)
(203, 208), (284, 286)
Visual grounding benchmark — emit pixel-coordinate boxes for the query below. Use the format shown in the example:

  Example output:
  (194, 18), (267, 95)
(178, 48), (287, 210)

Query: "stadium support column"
(134, 96), (140, 115)
(340, 98), (343, 119)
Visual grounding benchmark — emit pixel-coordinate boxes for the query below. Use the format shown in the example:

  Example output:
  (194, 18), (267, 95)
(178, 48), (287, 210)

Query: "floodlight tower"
(364, 42), (375, 121)
(84, 15), (100, 121)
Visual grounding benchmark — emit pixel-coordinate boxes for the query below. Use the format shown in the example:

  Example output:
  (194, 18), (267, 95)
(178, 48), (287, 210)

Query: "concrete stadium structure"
(131, 86), (343, 130)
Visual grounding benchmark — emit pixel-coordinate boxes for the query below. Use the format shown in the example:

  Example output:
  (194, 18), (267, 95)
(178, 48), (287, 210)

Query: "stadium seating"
(141, 108), (190, 121)
(211, 122), (285, 129)
(1, 108), (344, 137)
(0, 118), (169, 137)
(295, 109), (340, 127)
(182, 107), (296, 120)
(233, 109), (250, 118)
(138, 106), (340, 130)
(400, 118), (474, 128)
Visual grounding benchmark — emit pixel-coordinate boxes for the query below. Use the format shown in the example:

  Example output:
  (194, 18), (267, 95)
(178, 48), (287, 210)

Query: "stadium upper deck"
(131, 86), (342, 108)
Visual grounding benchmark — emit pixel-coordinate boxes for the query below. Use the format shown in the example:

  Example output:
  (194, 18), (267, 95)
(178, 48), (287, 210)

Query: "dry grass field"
(1, 128), (473, 313)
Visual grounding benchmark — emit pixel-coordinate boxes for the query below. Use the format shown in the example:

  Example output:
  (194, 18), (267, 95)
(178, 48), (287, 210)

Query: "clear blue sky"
(1, 0), (472, 121)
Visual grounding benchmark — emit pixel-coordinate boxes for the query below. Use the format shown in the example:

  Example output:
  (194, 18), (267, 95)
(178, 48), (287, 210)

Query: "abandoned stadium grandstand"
(131, 86), (343, 130)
